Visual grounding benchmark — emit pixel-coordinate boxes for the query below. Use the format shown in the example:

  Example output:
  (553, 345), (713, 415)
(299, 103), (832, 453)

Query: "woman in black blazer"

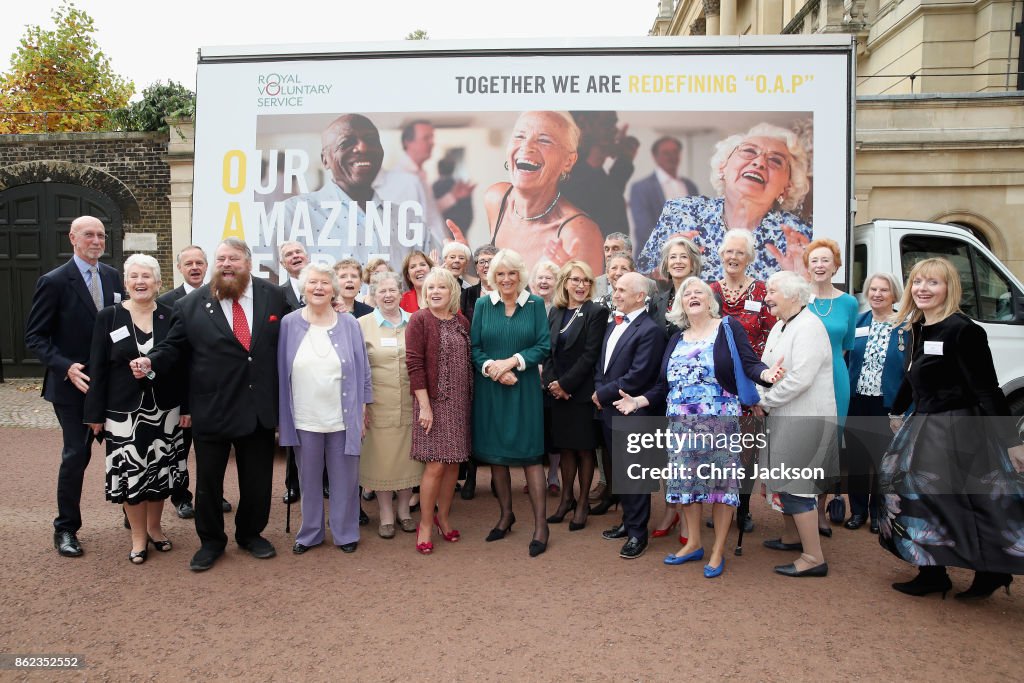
(84, 254), (187, 565)
(541, 260), (608, 531)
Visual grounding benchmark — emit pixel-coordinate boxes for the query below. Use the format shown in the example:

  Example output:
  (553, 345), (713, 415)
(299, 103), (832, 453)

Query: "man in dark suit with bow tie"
(25, 216), (126, 557)
(135, 237), (288, 571)
(592, 272), (666, 559)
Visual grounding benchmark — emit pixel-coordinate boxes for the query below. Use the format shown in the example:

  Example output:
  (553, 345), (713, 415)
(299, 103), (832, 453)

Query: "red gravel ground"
(1, 426), (1021, 681)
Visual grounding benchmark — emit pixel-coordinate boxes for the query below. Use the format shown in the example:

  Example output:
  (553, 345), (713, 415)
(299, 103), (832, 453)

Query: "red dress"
(709, 279), (775, 357)
(400, 290), (420, 314)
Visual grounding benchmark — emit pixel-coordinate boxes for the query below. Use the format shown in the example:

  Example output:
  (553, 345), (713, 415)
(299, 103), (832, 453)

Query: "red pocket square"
(268, 315), (279, 322)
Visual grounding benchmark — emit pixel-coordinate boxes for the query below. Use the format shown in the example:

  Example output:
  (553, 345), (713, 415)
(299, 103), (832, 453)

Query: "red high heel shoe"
(651, 512), (680, 538)
(679, 534), (688, 545)
(416, 523), (434, 554)
(434, 515), (460, 543)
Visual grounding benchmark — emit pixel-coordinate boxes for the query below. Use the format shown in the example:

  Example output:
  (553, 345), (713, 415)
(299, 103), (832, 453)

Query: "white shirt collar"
(654, 166), (678, 185)
(183, 282), (197, 294)
(488, 289), (531, 307)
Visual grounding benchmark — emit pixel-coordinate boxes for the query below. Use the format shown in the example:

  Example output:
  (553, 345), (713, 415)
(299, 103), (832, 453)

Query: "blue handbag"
(721, 317), (762, 406)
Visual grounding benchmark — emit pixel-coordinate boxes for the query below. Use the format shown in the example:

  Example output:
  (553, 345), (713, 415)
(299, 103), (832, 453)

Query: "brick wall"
(0, 131), (173, 285)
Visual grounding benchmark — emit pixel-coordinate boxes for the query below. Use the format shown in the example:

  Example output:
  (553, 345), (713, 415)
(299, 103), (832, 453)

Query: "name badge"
(113, 293), (122, 303)
(743, 300), (762, 313)
(855, 327), (869, 338)
(923, 341), (944, 355)
(109, 325), (130, 343)
(381, 337), (398, 347)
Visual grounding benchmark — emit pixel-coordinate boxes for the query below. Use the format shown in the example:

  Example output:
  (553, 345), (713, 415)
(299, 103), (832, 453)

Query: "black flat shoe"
(292, 542), (317, 554)
(485, 513), (516, 542)
(189, 547), (223, 572)
(869, 518), (880, 534)
(528, 539), (547, 557)
(129, 548), (148, 565)
(148, 536), (172, 552)
(175, 501), (195, 519)
(619, 537), (647, 559)
(955, 572), (1012, 600)
(460, 477), (476, 500)
(844, 514), (867, 530)
(892, 568), (952, 598)
(54, 530), (83, 557)
(339, 542), (358, 553)
(359, 507), (370, 526)
(775, 562), (828, 577)
(282, 488), (300, 504)
(238, 536), (276, 559)
(818, 526), (833, 538)
(602, 523), (627, 540)
(763, 538), (803, 552)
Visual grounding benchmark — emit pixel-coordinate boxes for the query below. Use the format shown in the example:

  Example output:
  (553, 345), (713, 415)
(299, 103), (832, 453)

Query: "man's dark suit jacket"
(83, 301), (184, 421)
(147, 278), (288, 440)
(156, 284), (190, 307)
(25, 259), (125, 405)
(593, 309), (666, 415)
(280, 280), (301, 312)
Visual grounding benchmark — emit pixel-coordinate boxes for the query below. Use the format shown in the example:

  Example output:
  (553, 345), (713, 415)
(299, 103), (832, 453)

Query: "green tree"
(405, 29), (429, 40)
(0, 1), (134, 133)
(116, 80), (195, 132)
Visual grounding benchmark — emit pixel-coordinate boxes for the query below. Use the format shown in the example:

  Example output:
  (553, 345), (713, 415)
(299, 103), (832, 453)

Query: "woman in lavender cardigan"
(278, 263), (373, 555)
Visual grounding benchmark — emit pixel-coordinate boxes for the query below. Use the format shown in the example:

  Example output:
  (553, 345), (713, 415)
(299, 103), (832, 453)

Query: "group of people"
(25, 112), (1023, 599)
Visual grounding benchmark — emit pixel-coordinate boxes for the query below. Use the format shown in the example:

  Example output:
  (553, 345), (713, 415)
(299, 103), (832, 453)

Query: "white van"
(852, 219), (1024, 416)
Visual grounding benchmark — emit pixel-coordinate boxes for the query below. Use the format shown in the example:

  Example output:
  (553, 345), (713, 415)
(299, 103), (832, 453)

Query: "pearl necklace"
(512, 191), (560, 221)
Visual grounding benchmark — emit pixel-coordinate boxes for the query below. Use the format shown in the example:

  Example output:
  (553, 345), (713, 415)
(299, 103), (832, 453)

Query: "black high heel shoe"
(589, 496), (620, 516)
(148, 535), (172, 552)
(546, 499), (577, 523)
(485, 513), (516, 542)
(955, 572), (1013, 600)
(129, 548), (148, 565)
(892, 567), (953, 598)
(568, 505), (590, 532)
(529, 538), (547, 557)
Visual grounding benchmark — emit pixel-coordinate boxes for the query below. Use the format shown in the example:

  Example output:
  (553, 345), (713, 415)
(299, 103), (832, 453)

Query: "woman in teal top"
(471, 249), (552, 557)
(804, 238), (859, 536)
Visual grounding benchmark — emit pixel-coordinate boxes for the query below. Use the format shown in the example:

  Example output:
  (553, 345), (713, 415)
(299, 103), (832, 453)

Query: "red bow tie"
(614, 314), (625, 325)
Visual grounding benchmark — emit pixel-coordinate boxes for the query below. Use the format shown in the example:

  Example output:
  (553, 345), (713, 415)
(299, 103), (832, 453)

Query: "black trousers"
(601, 417), (650, 541)
(53, 401), (95, 533)
(846, 393), (888, 519)
(170, 427), (194, 506)
(192, 427), (275, 550)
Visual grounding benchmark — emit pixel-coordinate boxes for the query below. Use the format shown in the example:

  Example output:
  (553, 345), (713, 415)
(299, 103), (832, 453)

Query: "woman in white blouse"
(278, 263), (372, 555)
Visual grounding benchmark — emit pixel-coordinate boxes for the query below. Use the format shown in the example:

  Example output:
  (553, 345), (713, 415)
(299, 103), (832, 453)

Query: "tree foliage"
(116, 80), (195, 132)
(405, 29), (429, 40)
(0, 1), (134, 133)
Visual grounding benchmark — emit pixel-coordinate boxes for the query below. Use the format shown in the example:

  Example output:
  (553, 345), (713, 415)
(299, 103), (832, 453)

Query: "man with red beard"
(134, 237), (289, 571)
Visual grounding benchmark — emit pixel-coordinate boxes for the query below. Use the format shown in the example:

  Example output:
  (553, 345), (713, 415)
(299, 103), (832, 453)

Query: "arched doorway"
(0, 182), (123, 377)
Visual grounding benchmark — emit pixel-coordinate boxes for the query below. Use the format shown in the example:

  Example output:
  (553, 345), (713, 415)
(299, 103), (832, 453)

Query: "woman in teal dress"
(804, 238), (859, 535)
(471, 249), (552, 557)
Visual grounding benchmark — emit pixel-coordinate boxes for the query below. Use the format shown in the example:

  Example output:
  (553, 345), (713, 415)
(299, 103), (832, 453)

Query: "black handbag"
(826, 483), (846, 524)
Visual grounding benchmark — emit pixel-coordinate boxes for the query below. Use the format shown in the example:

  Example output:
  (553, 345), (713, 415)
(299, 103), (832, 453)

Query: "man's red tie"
(614, 314), (624, 325)
(232, 299), (251, 350)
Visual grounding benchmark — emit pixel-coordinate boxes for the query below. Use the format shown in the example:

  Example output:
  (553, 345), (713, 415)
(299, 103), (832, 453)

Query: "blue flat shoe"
(704, 558), (725, 578)
(664, 547), (705, 565)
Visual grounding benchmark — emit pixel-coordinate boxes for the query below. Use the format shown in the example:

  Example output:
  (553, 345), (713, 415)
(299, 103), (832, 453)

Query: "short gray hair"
(666, 276), (719, 329)
(709, 122), (811, 212)
(442, 241), (472, 260)
(219, 237), (252, 261)
(124, 253), (161, 284)
(176, 245), (206, 266)
(278, 240), (307, 259)
(605, 232), (632, 253)
(369, 270), (403, 298)
(718, 229), (756, 263)
(487, 249), (529, 294)
(298, 262), (339, 300)
(658, 236), (703, 281)
(862, 272), (903, 303)
(767, 269), (812, 305)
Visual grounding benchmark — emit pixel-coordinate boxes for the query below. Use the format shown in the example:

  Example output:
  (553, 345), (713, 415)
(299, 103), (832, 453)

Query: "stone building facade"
(649, 0), (1024, 277)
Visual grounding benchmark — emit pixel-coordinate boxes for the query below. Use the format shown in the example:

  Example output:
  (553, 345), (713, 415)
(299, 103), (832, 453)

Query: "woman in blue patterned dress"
(804, 238), (859, 536)
(615, 277), (781, 578)
(637, 123), (812, 282)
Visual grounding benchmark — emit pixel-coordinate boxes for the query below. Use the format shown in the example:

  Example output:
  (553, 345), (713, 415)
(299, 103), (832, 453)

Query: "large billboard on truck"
(193, 36), (854, 283)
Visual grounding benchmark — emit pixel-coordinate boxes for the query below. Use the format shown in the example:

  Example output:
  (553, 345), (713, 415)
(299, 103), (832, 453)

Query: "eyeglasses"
(734, 144), (789, 171)
(568, 277), (593, 286)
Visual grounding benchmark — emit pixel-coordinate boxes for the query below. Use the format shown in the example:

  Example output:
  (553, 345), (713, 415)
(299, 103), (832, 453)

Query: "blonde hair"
(421, 267), (462, 316)
(486, 249), (529, 294)
(893, 258), (962, 328)
(666, 276), (720, 329)
(553, 260), (596, 308)
(363, 257), (389, 284)
(709, 122), (811, 212)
